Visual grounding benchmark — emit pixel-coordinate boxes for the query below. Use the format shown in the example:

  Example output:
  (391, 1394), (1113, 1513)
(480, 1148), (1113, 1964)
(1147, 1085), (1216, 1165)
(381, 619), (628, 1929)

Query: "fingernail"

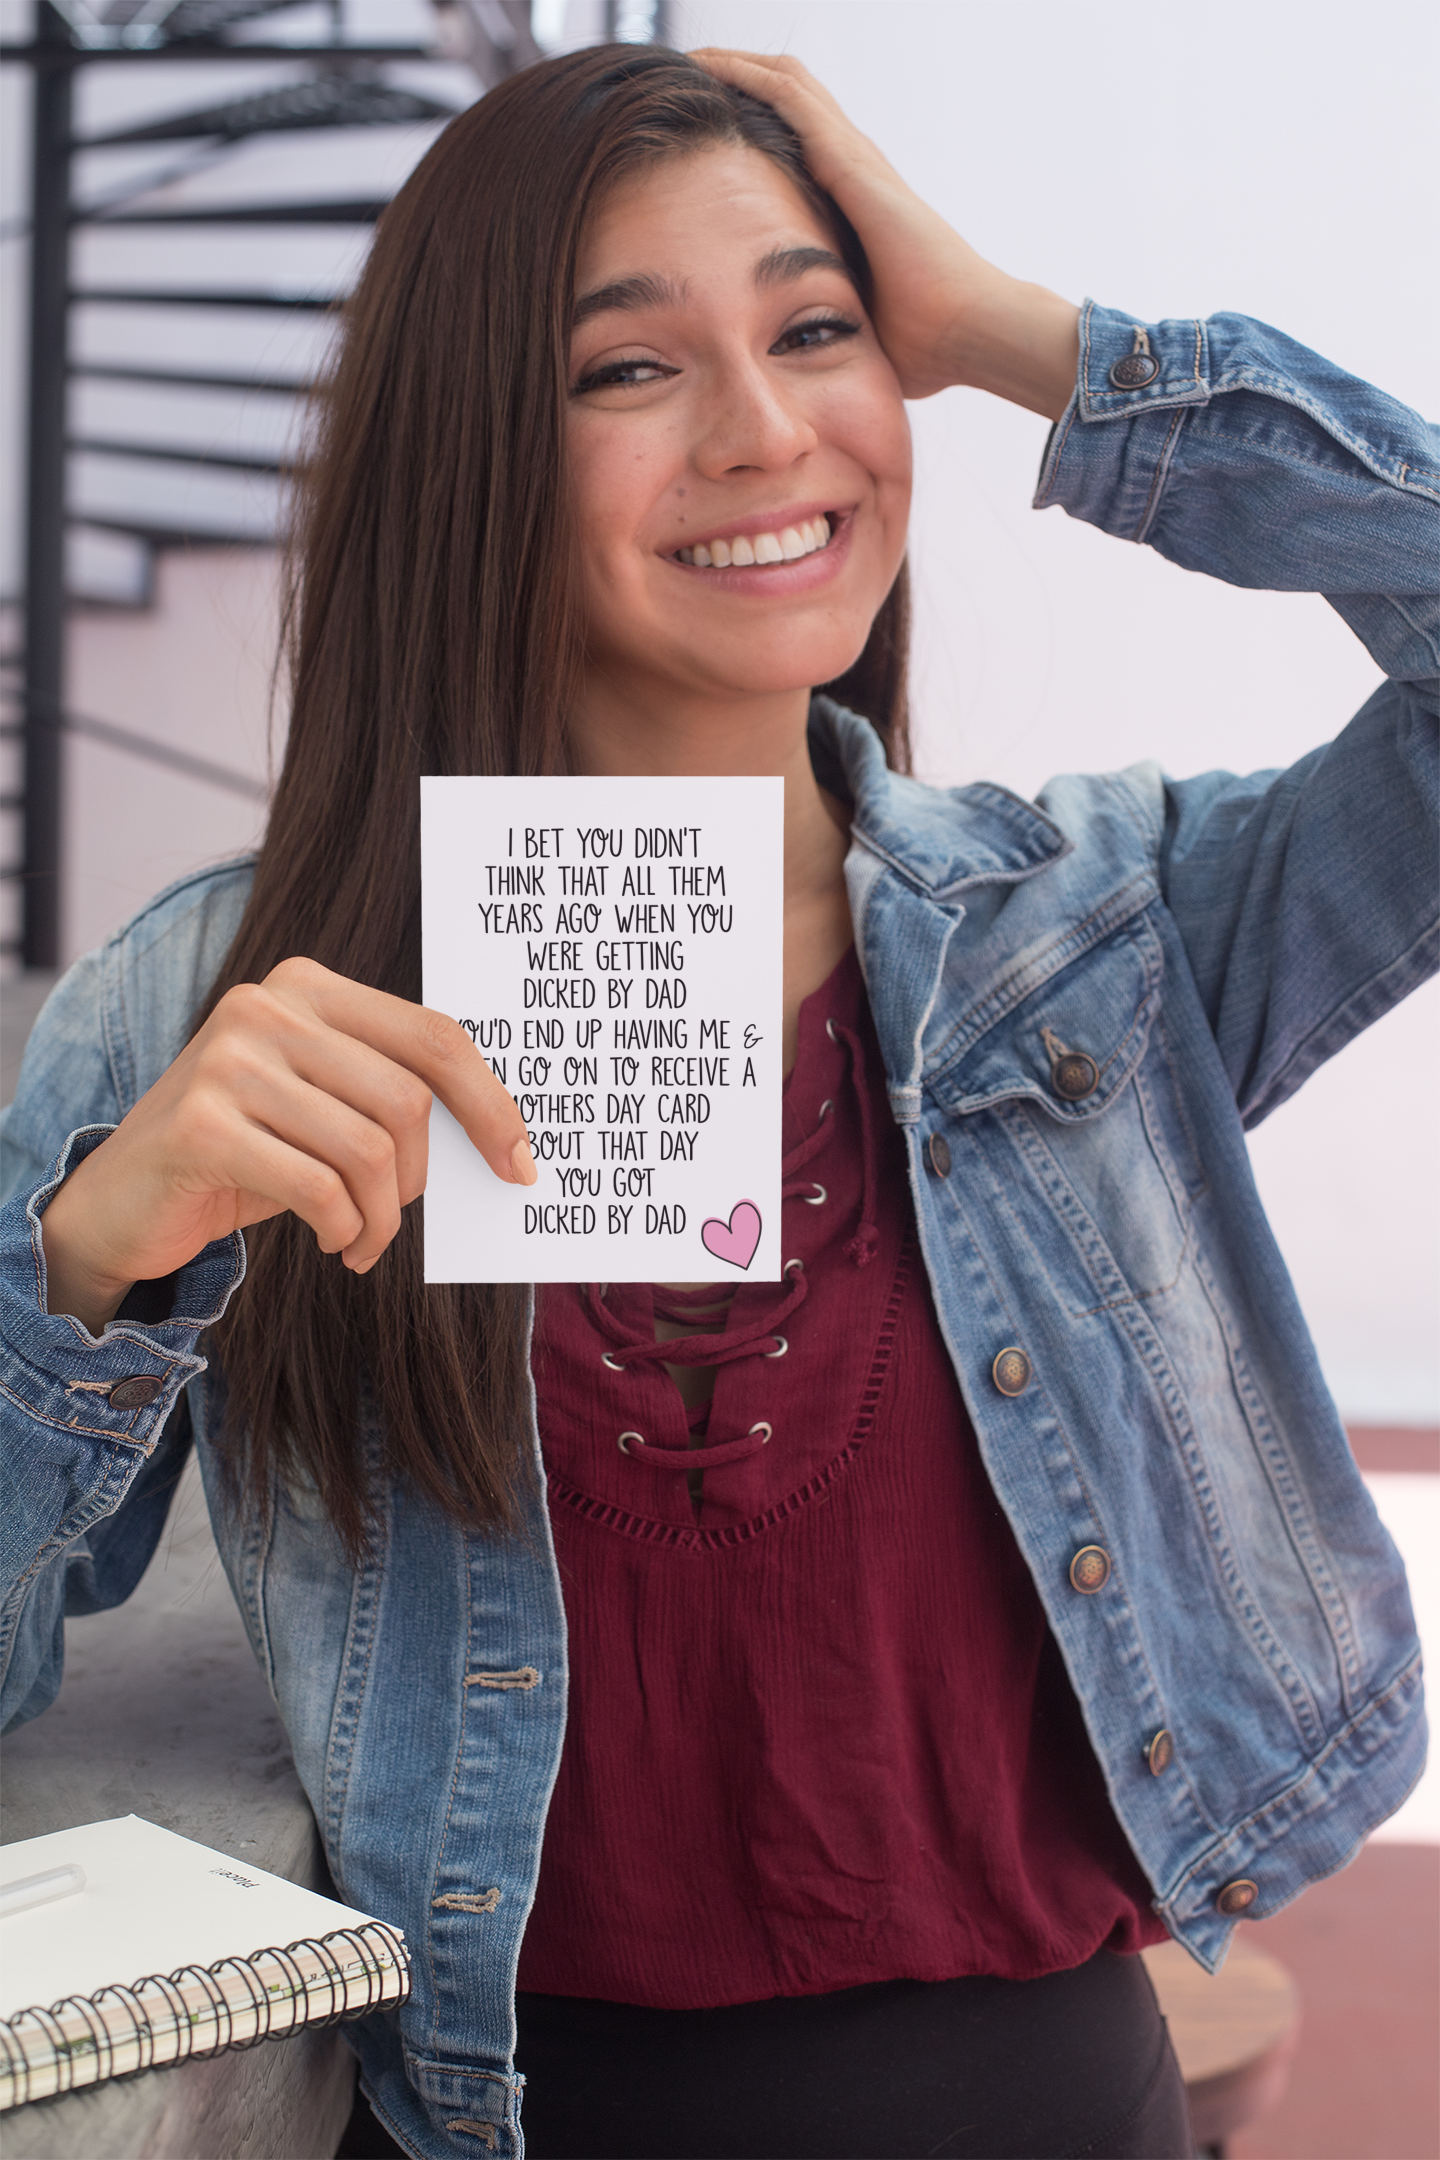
(510, 1137), (538, 1186)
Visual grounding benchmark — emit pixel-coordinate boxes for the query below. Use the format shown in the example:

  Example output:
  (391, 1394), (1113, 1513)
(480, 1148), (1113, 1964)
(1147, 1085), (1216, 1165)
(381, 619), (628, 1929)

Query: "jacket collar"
(809, 695), (1072, 902)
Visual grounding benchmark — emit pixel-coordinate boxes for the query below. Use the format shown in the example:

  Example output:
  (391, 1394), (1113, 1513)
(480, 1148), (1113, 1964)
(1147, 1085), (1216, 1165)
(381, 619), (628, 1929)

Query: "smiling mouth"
(672, 514), (834, 569)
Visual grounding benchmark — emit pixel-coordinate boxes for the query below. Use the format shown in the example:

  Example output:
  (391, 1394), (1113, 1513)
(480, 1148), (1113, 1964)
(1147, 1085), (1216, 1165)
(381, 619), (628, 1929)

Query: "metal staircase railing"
(2, 0), (667, 969)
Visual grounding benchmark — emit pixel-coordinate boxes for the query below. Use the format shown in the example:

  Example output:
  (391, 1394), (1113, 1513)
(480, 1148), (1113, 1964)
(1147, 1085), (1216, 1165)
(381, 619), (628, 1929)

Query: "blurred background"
(0, 2), (1435, 2153)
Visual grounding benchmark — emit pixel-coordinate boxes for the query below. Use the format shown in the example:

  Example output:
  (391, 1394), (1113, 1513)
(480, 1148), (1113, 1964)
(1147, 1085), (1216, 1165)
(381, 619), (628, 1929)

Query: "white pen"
(0, 1864), (87, 1918)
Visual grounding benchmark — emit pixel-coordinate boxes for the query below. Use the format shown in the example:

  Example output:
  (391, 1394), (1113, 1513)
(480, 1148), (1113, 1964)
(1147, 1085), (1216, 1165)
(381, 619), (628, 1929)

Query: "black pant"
(340, 1950), (1193, 2159)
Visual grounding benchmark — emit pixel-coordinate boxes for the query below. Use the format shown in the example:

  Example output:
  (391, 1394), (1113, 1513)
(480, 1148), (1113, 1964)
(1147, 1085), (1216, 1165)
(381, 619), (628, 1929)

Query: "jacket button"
(1109, 352), (1160, 388)
(1145, 1729), (1175, 1776)
(1069, 1545), (1111, 1594)
(1216, 1878), (1259, 1916)
(992, 1347), (1031, 1396)
(108, 1375), (164, 1410)
(1051, 1050), (1099, 1101)
(927, 1132), (952, 1178)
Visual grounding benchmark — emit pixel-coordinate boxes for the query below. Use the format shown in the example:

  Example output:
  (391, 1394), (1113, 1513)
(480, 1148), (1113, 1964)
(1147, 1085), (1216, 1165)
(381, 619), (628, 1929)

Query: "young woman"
(2, 42), (1434, 2160)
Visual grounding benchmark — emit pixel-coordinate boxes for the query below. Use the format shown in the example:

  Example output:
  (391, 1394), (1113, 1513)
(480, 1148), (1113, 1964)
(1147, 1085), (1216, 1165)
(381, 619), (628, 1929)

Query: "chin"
(700, 629), (872, 702)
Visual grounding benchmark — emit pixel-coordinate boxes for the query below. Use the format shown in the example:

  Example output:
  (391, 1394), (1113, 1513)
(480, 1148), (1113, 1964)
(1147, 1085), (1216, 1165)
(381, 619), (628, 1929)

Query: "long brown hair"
(203, 44), (911, 1555)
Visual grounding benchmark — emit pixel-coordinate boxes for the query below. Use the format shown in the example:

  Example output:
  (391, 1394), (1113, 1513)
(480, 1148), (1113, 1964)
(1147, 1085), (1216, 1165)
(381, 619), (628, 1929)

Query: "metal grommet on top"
(764, 1336), (788, 1358)
(784, 1257), (805, 1278)
(802, 1183), (827, 1207)
(1216, 1878), (1259, 1916)
(601, 1351), (625, 1371)
(1145, 1729), (1175, 1777)
(992, 1346), (1032, 1397)
(927, 1133), (952, 1178)
(748, 1422), (772, 1444)
(1069, 1545), (1112, 1595)
(617, 1431), (645, 1455)
(825, 1018), (840, 1045)
(818, 1099), (834, 1120)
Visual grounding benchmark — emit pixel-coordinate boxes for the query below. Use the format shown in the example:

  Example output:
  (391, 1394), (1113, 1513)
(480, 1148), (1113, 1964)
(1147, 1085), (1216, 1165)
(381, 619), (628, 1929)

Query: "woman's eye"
(572, 357), (678, 394)
(771, 315), (861, 356)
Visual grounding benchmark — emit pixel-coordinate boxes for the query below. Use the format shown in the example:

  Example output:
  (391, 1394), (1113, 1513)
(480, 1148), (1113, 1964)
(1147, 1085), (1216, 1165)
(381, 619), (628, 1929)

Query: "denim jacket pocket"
(925, 912), (1203, 1311)
(927, 907), (1164, 1124)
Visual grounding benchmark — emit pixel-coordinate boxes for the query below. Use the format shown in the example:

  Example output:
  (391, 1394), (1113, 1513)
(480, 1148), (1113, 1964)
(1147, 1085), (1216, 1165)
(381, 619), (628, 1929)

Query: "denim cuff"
(1036, 297), (1440, 550)
(1034, 300), (1210, 543)
(1, 1124), (246, 1452)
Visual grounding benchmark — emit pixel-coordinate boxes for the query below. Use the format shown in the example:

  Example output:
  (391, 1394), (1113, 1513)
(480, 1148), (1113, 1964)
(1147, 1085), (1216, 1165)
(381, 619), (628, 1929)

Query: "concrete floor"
(1232, 1841), (1440, 2160)
(1229, 1435), (1439, 2158)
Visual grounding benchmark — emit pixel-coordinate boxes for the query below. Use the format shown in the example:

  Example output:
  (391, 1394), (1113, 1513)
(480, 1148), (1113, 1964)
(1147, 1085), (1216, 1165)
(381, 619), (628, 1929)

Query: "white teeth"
(678, 516), (834, 568)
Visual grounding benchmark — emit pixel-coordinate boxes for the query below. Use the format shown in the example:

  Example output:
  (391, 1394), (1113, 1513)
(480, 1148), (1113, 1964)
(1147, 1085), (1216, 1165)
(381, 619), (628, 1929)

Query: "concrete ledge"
(1, 1452), (354, 2159)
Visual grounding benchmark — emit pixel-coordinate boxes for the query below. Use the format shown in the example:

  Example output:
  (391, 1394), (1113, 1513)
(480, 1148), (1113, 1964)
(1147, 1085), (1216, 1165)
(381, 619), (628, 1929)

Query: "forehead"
(575, 142), (839, 292)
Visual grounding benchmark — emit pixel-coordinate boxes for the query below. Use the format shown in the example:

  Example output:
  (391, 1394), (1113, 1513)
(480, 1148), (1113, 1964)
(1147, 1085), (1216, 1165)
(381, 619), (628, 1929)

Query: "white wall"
(65, 549), (278, 961)
(670, 0), (1440, 1425)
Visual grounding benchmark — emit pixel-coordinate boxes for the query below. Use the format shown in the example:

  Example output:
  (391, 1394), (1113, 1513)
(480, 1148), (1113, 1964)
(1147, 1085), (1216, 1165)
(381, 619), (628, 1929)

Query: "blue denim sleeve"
(1036, 300), (1440, 1125)
(2, 1012), (246, 1728)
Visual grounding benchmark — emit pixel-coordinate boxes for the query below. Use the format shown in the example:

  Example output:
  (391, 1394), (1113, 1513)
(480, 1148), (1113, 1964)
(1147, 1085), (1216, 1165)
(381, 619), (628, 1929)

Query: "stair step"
(66, 523), (154, 608)
(70, 451), (283, 541)
(81, 74), (462, 145)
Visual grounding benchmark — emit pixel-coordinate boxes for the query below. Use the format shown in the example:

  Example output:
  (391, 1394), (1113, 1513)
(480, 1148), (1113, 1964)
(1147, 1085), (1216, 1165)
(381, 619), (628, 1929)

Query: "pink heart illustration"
(700, 1200), (762, 1271)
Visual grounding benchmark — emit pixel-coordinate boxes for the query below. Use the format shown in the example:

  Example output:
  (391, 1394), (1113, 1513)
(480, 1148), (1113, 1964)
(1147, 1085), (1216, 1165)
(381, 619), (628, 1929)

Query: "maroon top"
(520, 949), (1164, 2009)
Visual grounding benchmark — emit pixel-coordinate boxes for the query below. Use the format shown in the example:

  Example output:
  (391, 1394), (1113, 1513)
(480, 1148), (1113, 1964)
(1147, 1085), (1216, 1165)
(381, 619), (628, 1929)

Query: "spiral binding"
(0, 1921), (409, 2110)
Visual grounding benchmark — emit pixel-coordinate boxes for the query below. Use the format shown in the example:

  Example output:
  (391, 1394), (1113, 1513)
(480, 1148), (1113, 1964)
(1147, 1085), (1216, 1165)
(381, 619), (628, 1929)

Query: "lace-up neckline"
(579, 953), (883, 1482)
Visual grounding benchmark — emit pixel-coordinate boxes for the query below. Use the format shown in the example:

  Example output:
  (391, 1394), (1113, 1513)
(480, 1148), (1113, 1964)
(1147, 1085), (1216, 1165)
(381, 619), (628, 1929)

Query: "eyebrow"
(573, 272), (685, 328)
(753, 244), (853, 289)
(572, 245), (854, 329)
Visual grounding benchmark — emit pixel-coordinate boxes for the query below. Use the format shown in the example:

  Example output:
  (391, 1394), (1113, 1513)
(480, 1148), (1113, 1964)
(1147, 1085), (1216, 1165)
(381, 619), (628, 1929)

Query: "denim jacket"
(3, 302), (1437, 2160)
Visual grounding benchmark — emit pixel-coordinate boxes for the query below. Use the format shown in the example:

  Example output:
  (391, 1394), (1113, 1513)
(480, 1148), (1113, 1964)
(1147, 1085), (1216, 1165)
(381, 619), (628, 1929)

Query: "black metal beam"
(1, 41), (438, 64)
(21, 5), (72, 968)
(72, 360), (313, 391)
(73, 285), (340, 306)
(0, 704), (266, 801)
(70, 434), (286, 473)
(86, 196), (384, 223)
(71, 513), (271, 547)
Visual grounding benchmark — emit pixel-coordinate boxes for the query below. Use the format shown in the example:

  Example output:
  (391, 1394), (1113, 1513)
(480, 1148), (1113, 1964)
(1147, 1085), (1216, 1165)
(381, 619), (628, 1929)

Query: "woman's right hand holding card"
(39, 959), (536, 1333)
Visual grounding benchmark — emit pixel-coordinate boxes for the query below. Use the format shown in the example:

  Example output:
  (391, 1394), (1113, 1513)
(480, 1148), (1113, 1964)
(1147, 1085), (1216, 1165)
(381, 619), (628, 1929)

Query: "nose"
(692, 353), (819, 479)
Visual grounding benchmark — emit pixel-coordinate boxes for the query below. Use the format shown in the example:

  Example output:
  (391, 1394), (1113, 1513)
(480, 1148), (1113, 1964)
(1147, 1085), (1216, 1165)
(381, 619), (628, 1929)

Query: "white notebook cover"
(0, 1814), (400, 2020)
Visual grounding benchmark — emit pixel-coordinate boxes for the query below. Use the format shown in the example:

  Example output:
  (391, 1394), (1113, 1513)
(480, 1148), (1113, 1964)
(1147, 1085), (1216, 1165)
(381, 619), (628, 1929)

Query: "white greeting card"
(422, 776), (784, 1283)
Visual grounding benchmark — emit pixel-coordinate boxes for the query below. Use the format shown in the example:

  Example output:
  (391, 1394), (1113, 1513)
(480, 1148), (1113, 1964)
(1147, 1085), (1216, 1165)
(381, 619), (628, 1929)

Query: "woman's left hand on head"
(689, 49), (1080, 422)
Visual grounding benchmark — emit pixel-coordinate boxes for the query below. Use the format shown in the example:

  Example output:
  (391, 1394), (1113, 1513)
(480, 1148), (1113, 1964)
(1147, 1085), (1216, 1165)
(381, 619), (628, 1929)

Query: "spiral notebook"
(0, 1815), (409, 2109)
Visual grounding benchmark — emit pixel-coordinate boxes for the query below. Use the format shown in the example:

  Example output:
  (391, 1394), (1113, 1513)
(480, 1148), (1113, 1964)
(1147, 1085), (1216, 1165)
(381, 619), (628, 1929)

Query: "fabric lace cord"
(585, 1013), (880, 1474)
